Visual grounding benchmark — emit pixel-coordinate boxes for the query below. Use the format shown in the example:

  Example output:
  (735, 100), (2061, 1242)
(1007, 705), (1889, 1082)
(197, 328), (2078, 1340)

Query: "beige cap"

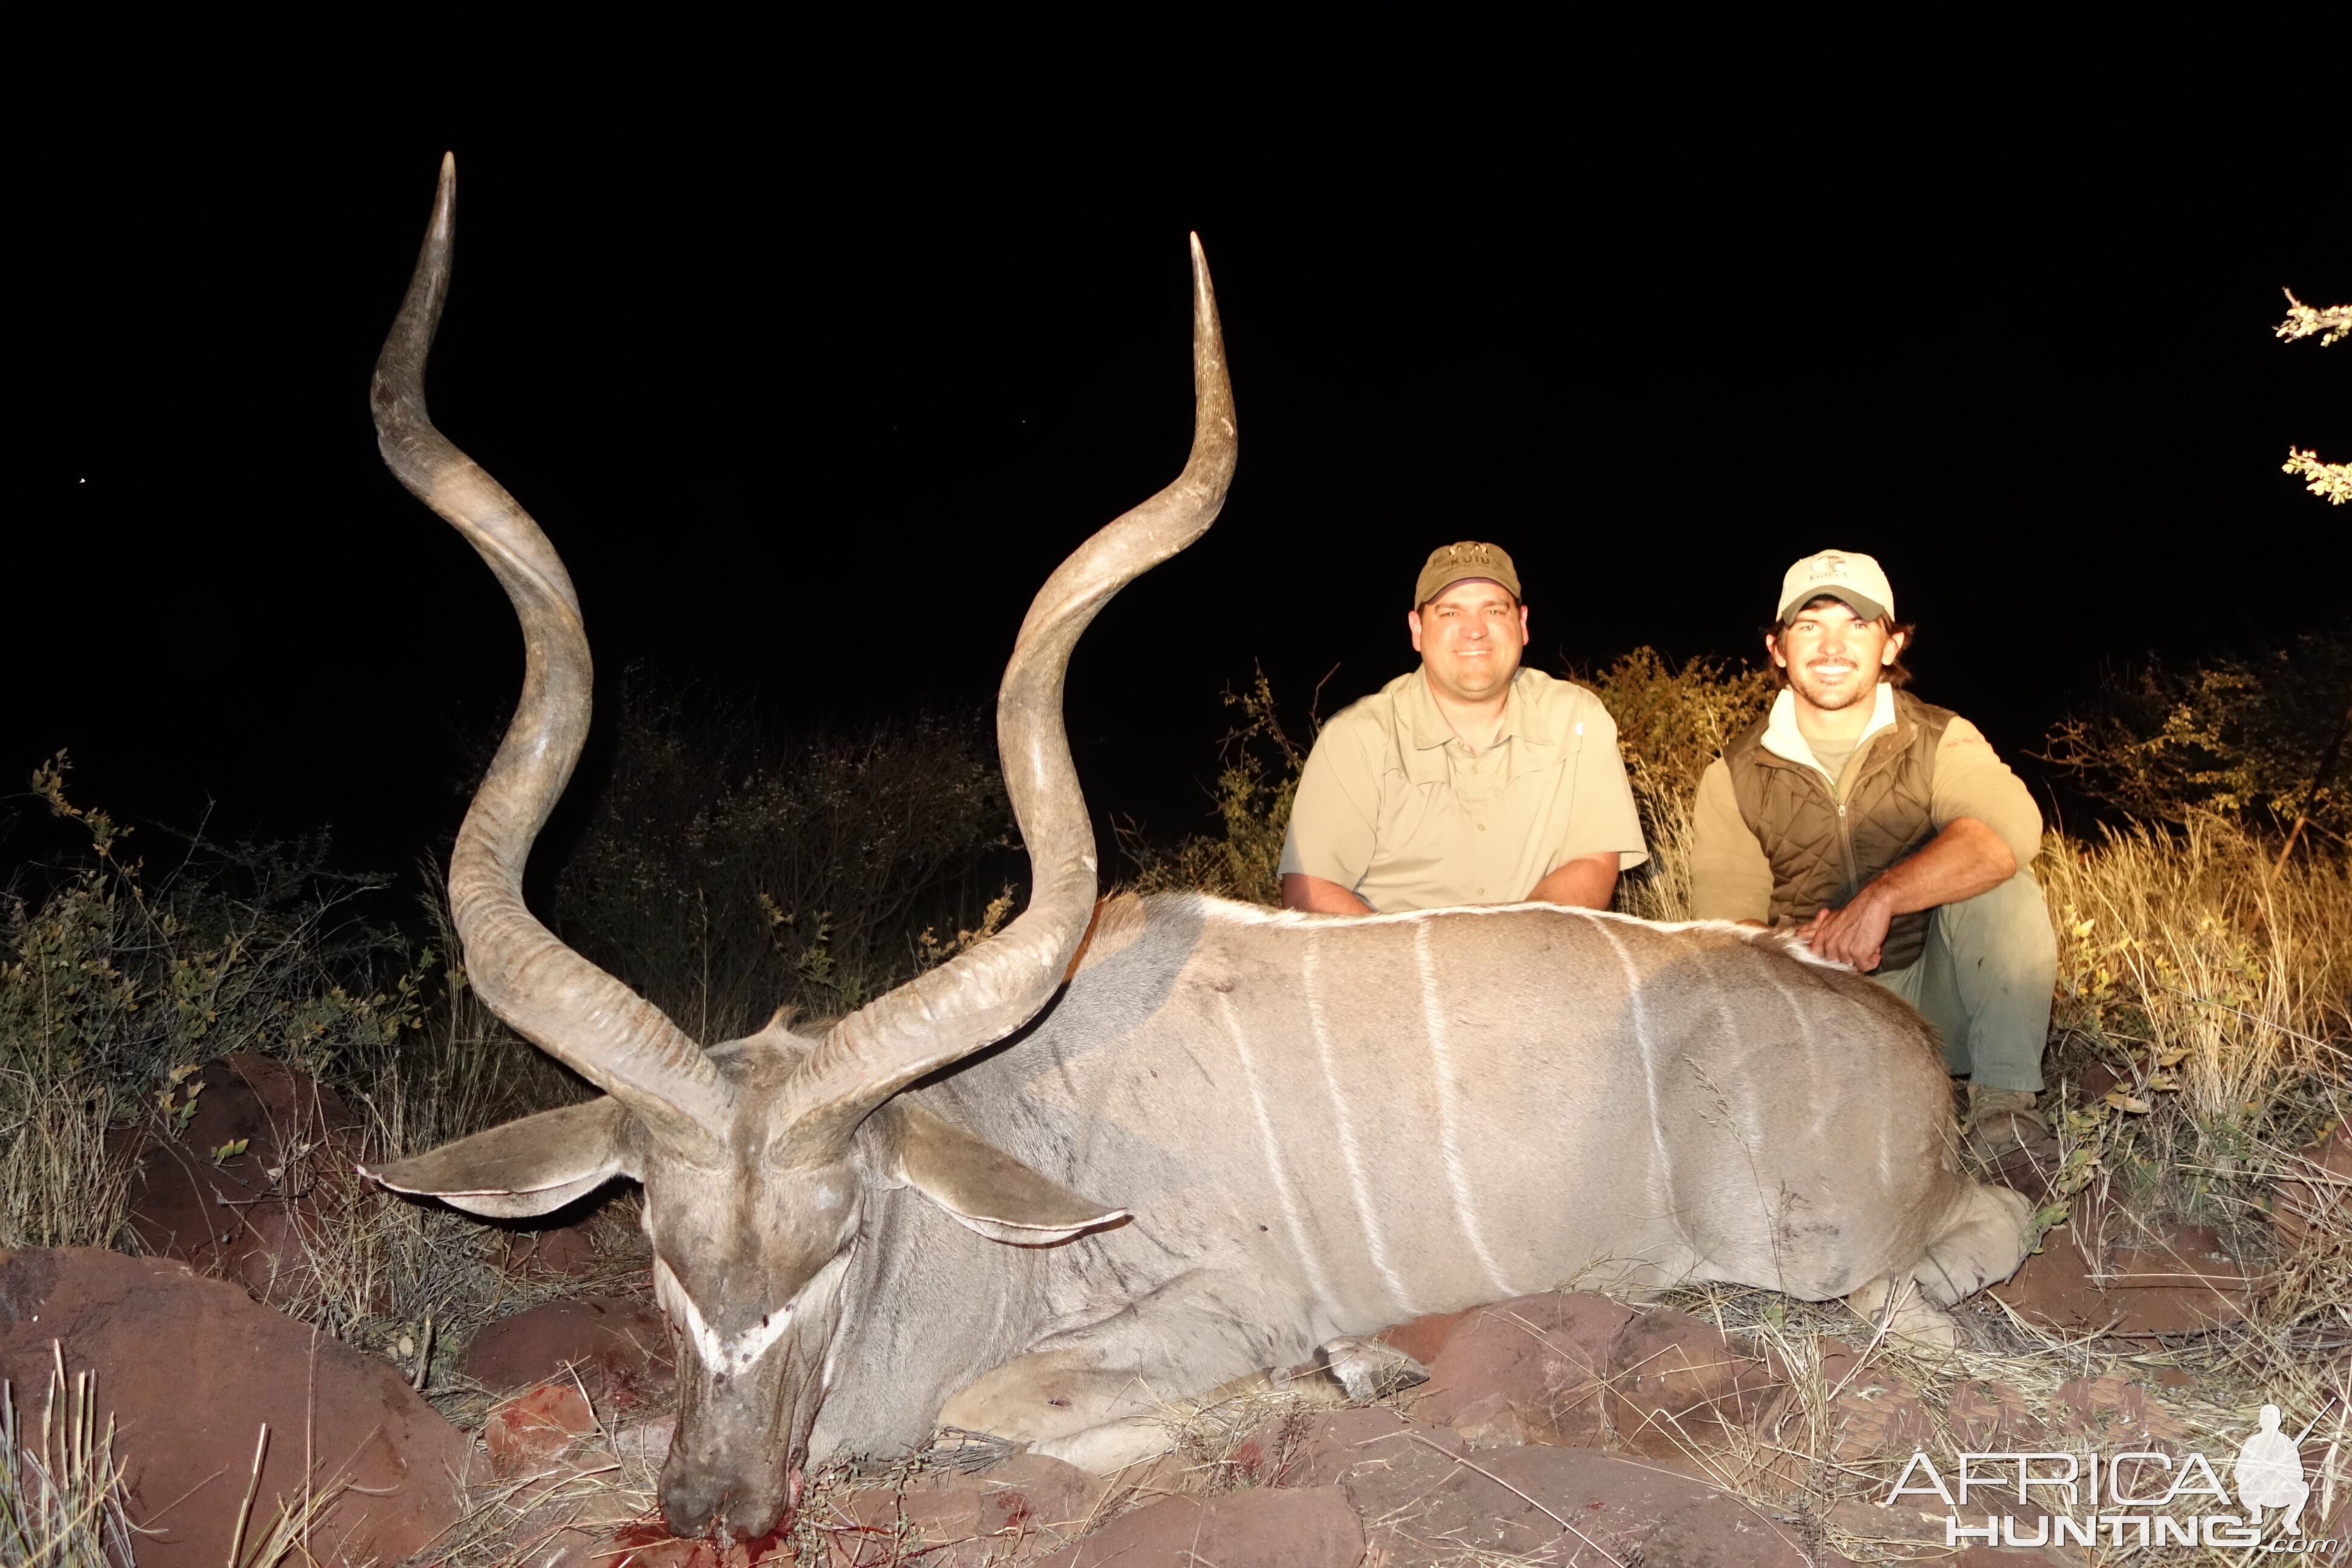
(1777, 549), (1894, 624)
(1414, 541), (1521, 607)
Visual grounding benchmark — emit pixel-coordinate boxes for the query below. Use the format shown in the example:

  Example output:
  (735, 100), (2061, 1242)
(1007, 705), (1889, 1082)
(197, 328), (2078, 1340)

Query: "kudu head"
(359, 155), (1236, 1540)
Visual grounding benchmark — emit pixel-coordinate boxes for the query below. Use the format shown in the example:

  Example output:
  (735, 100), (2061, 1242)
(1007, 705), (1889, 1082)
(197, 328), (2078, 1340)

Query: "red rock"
(2273, 1120), (2352, 1252)
(501, 1224), (599, 1281)
(0, 1247), (467, 1568)
(121, 1054), (370, 1310)
(1827, 1371), (1935, 1462)
(1991, 1221), (2252, 1334)
(2054, 1375), (2187, 1446)
(830, 1454), (1104, 1564)
(462, 1296), (673, 1408)
(485, 1380), (599, 1477)
(1377, 1307), (1474, 1367)
(1332, 1434), (1817, 1566)
(1412, 1291), (1634, 1447)
(1238, 1405), (1447, 1489)
(1947, 1380), (2039, 1450)
(1602, 1308), (1783, 1459)
(1031, 1486), (1364, 1568)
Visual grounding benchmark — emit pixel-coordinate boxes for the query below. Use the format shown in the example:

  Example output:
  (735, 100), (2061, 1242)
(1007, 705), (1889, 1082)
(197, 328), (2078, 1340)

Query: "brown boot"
(1966, 1086), (2048, 1157)
(1965, 1085), (2056, 1194)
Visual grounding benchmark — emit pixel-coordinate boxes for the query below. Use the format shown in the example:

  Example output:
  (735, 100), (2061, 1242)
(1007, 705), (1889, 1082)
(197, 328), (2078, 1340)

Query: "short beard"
(1791, 664), (1878, 711)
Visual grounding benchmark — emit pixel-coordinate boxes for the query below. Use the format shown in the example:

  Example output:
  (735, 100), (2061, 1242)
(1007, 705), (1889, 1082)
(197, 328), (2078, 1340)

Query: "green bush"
(0, 756), (430, 1250)
(546, 673), (1017, 1036)
(2042, 625), (2351, 849)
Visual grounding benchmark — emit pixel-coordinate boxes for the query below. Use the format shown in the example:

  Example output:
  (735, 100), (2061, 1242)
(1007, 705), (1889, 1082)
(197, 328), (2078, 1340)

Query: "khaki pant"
(1871, 869), (2057, 1093)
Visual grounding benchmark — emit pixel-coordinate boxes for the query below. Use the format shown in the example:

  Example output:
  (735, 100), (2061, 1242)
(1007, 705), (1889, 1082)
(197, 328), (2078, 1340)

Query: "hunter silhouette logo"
(2235, 1404), (2310, 1534)
(1888, 1402), (2337, 1551)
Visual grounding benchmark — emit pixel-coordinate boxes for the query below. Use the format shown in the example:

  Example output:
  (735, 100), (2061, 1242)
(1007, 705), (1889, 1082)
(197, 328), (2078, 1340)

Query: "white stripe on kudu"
(1413, 922), (1514, 1298)
(1215, 989), (1342, 1309)
(1591, 919), (1693, 1255)
(1302, 933), (1417, 1315)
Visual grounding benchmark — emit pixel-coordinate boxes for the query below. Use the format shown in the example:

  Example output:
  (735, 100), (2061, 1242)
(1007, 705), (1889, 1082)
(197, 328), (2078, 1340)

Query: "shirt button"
(1475, 823), (1486, 831)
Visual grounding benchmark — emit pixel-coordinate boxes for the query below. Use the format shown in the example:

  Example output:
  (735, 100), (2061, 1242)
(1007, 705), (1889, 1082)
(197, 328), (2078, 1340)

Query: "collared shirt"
(1278, 667), (1648, 912)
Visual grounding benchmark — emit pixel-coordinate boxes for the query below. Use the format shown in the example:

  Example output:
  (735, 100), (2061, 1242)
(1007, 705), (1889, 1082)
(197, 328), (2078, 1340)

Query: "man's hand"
(1527, 852), (1618, 910)
(1281, 872), (1374, 915)
(1801, 816), (2018, 972)
(1803, 887), (1895, 970)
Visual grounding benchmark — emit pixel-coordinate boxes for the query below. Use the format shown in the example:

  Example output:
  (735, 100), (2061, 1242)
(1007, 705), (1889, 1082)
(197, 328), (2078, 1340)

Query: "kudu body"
(365, 158), (2031, 1540)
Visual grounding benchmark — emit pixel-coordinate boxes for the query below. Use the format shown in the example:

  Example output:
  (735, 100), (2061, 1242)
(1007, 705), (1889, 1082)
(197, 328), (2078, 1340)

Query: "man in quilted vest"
(1687, 550), (2058, 1161)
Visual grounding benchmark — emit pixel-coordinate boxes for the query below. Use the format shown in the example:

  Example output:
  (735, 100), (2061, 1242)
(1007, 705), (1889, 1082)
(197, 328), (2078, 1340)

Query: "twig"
(412, 1309), (434, 1392)
(228, 1423), (269, 1568)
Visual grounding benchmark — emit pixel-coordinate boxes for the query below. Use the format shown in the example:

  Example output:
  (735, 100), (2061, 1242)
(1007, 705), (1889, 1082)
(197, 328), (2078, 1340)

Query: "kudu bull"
(365, 155), (2031, 1539)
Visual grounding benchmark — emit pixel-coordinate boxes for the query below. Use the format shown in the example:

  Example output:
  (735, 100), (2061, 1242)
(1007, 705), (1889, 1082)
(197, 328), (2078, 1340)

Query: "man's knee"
(1936, 870), (2057, 981)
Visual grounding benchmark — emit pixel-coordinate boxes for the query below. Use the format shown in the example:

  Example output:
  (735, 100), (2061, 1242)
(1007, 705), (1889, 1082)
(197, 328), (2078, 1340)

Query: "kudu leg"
(940, 1336), (1432, 1474)
(1847, 1178), (2033, 1349)
(936, 1269), (1420, 1474)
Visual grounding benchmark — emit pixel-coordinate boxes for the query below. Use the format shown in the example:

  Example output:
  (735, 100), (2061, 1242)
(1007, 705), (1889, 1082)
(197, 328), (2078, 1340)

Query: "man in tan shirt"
(1687, 550), (2058, 1159)
(1280, 542), (1647, 914)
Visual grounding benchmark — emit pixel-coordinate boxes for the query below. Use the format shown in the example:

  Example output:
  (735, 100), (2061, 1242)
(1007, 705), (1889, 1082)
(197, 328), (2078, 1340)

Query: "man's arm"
(1526, 852), (1617, 910)
(1281, 873), (1374, 915)
(1688, 757), (1773, 923)
(1278, 708), (1385, 913)
(1803, 817), (2016, 970)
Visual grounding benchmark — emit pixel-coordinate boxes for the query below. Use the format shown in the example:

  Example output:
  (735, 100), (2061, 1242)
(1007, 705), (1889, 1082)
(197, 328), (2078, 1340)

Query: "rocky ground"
(7, 1056), (2347, 1567)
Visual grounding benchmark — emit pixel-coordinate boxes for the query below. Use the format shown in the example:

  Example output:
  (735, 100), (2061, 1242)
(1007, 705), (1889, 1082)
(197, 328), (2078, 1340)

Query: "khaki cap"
(1414, 541), (1521, 607)
(1777, 549), (1895, 624)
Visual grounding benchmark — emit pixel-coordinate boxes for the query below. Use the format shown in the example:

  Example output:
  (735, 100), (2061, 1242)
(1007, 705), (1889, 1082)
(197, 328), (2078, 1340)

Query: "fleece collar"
(1759, 682), (1896, 782)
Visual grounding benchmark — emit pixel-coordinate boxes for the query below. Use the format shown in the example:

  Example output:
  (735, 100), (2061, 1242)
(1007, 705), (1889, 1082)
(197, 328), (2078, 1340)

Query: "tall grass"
(0, 758), (425, 1253)
(2039, 818), (2351, 1252)
(1573, 648), (1773, 923)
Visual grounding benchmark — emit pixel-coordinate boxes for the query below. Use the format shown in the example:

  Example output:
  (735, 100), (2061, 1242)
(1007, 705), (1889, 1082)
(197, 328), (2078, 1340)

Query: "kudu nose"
(660, 1463), (788, 1543)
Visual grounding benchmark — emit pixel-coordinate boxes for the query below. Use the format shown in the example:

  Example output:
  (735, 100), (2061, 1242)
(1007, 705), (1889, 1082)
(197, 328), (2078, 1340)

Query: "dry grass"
(1, 1348), (142, 1568)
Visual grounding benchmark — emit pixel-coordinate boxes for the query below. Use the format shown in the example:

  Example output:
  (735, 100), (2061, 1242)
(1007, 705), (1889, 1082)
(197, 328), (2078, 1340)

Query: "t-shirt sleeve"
(1688, 757), (1774, 923)
(1931, 717), (2043, 871)
(1278, 716), (1384, 890)
(1546, 702), (1649, 872)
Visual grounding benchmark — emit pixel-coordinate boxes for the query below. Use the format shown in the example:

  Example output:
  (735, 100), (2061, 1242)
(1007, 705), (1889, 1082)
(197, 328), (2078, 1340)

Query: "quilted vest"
(1723, 688), (1954, 973)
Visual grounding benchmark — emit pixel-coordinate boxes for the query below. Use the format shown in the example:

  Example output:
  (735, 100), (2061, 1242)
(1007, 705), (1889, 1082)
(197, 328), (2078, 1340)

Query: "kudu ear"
(875, 1100), (1128, 1246)
(362, 1097), (638, 1219)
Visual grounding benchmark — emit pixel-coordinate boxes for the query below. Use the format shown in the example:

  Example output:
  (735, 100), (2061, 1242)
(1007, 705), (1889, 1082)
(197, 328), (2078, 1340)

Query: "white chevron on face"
(658, 1254), (846, 1377)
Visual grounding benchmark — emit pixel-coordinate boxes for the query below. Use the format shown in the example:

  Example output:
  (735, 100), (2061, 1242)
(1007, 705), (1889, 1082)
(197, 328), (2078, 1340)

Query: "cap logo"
(1443, 544), (1495, 566)
(1808, 552), (1847, 579)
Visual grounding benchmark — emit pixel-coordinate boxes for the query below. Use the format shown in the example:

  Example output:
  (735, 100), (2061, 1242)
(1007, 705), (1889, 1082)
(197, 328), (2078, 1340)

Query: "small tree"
(2276, 289), (2350, 505)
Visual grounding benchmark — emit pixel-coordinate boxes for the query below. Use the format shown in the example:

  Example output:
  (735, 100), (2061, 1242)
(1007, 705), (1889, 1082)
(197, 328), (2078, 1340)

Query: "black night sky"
(16, 115), (2350, 897)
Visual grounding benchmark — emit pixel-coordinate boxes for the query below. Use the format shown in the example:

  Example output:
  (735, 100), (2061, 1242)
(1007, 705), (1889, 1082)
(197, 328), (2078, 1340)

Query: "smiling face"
(1408, 579), (1530, 704)
(1766, 598), (1906, 714)
(642, 1124), (866, 1541)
